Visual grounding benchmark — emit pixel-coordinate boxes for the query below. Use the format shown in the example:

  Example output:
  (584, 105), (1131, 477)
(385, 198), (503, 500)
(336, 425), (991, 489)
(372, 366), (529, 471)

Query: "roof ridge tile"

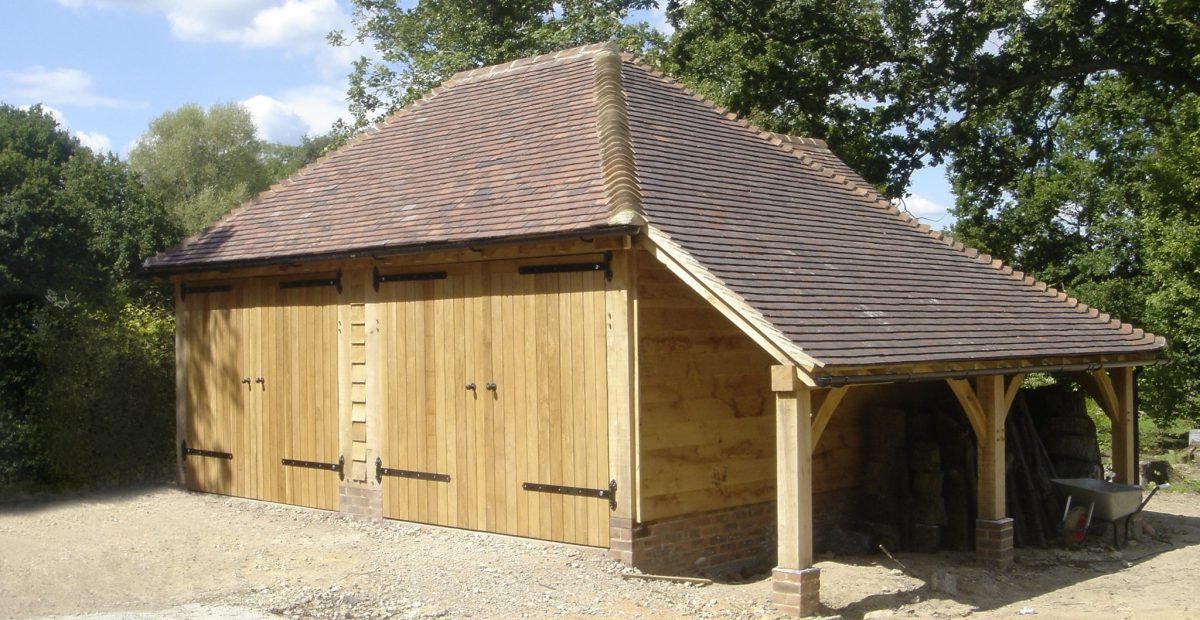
(444, 42), (615, 87)
(620, 52), (1164, 351)
(591, 45), (645, 226)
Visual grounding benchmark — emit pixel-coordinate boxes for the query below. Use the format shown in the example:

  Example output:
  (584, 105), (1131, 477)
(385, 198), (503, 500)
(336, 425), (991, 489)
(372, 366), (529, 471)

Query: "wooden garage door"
(378, 257), (610, 546)
(268, 279), (341, 510)
(180, 278), (340, 510)
(180, 283), (248, 497)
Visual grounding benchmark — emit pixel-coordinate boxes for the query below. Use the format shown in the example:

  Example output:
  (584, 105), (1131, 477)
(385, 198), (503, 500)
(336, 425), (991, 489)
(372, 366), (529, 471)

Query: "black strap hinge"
(522, 479), (618, 511)
(181, 440), (233, 460)
(280, 270), (342, 293)
(372, 267), (448, 291)
(375, 457), (451, 483)
(282, 455), (345, 481)
(518, 252), (612, 281)
(180, 283), (232, 301)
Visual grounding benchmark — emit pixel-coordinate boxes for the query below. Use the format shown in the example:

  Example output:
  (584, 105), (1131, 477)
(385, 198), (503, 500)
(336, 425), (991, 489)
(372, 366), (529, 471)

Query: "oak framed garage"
(148, 44), (1165, 617)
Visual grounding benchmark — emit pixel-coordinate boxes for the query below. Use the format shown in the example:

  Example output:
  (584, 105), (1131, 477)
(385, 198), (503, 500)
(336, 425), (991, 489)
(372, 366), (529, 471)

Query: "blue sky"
(0, 1), (954, 223)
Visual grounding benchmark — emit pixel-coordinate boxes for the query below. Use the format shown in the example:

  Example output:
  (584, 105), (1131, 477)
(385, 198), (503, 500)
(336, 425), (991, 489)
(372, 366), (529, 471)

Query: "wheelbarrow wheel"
(1061, 506), (1090, 547)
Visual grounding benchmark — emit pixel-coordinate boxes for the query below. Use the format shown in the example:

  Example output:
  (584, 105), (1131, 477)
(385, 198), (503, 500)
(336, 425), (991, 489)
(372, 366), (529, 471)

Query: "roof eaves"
(144, 223), (641, 277)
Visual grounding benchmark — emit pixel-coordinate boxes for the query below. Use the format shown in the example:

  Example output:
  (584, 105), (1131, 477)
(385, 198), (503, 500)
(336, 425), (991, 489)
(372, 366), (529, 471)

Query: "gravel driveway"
(2, 484), (1198, 619)
(0, 485), (777, 619)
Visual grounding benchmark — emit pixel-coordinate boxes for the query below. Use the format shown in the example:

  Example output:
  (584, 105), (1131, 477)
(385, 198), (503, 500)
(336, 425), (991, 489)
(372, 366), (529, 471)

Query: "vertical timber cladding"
(179, 276), (341, 510)
(377, 255), (611, 546)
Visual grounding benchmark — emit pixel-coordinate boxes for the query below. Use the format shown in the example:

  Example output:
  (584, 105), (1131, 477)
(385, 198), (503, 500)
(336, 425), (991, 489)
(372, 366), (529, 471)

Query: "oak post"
(771, 365), (819, 617)
(606, 249), (639, 564)
(1110, 367), (1136, 484)
(947, 375), (1015, 566)
(175, 283), (187, 486)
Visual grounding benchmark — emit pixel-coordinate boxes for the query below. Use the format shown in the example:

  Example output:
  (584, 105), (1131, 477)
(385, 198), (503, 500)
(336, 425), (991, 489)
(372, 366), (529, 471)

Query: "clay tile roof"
(147, 44), (1166, 370)
(145, 44), (632, 273)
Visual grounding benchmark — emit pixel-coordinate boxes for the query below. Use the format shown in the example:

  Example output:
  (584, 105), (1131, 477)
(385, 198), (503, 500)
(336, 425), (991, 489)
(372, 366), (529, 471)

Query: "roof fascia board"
(642, 226), (822, 384)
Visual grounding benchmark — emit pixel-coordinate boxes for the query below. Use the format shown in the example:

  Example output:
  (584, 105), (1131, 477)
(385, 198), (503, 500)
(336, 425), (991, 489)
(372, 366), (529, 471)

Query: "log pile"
(856, 384), (1092, 553)
(1027, 385), (1104, 479)
(861, 407), (910, 551)
(1004, 393), (1062, 548)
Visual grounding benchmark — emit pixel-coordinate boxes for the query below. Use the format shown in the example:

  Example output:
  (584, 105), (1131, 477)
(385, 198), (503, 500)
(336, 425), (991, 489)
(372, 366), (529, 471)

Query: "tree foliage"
(129, 103), (343, 235)
(664, 1), (1200, 424)
(0, 104), (179, 487)
(666, 0), (1200, 199)
(331, 0), (667, 129)
(128, 103), (270, 235)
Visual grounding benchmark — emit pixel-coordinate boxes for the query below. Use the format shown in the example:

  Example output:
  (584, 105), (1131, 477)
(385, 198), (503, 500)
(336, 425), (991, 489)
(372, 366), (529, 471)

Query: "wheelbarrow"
(1050, 478), (1163, 548)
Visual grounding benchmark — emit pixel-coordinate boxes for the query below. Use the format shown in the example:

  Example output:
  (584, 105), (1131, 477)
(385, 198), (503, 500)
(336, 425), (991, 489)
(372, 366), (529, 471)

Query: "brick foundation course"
(611, 502), (776, 578)
(340, 484), (383, 520)
(772, 567), (821, 617)
(975, 517), (1014, 567)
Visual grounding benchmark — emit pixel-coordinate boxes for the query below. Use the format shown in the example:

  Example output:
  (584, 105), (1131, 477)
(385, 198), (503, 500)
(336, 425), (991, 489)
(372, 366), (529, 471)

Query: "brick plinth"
(976, 517), (1014, 566)
(613, 502), (776, 578)
(339, 484), (382, 520)
(608, 516), (636, 566)
(772, 567), (821, 617)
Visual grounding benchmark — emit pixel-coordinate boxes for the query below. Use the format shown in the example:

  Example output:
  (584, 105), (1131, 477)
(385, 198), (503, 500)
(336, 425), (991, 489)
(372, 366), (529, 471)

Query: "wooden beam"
(1003, 373), (1026, 414)
(606, 250), (639, 521)
(773, 365), (814, 570)
(1110, 367), (1136, 484)
(945, 378), (986, 438)
(810, 386), (848, 451)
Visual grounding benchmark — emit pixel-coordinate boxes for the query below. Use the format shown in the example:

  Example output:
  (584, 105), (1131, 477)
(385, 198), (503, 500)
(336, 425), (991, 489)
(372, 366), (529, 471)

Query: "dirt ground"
(1, 485), (1198, 619)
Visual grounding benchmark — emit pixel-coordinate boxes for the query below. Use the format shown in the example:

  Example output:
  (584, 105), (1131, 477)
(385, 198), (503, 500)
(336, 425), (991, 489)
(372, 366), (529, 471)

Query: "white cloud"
(59, 0), (348, 52)
(75, 130), (114, 153)
(18, 104), (114, 154)
(894, 193), (953, 222)
(241, 84), (349, 144)
(0, 66), (140, 109)
(241, 94), (311, 144)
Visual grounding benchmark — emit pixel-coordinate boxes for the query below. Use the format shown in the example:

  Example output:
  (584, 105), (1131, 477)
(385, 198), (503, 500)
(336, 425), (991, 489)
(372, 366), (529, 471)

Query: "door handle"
(465, 382), (476, 391)
(255, 377), (265, 388)
(241, 377), (252, 388)
(485, 382), (497, 392)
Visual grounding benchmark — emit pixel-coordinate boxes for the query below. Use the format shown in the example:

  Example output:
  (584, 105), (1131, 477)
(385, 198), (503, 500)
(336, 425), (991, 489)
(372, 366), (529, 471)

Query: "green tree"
(666, 1), (1200, 424)
(262, 132), (345, 181)
(129, 103), (270, 235)
(665, 0), (1200, 198)
(0, 104), (179, 487)
(330, 0), (667, 129)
